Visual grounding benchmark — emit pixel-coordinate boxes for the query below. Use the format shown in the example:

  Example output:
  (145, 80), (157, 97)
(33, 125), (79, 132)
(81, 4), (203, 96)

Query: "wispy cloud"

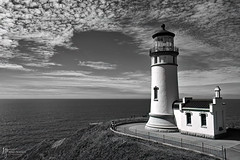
(78, 61), (117, 70)
(24, 62), (62, 68)
(0, 0), (122, 70)
(1, 0), (239, 64)
(179, 83), (240, 99)
(0, 63), (31, 71)
(178, 66), (240, 87)
(0, 69), (150, 98)
(0, 0), (239, 98)
(1, 0), (239, 53)
(42, 70), (92, 77)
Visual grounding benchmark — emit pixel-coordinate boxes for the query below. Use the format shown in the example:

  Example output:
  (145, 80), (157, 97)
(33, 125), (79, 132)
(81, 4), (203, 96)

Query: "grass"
(15, 121), (218, 160)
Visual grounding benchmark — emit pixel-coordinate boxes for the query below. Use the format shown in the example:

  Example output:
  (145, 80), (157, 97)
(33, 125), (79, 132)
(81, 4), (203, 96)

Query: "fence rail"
(111, 120), (226, 160)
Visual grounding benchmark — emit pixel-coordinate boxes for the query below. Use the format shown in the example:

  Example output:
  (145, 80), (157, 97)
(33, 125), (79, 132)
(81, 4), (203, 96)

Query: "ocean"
(0, 99), (239, 151)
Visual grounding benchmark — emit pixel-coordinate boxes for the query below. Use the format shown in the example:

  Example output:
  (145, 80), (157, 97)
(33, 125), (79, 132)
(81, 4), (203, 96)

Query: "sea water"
(0, 99), (239, 150)
(0, 99), (149, 150)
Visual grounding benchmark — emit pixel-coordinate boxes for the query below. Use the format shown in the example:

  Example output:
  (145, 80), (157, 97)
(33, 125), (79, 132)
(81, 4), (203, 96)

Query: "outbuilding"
(173, 86), (226, 138)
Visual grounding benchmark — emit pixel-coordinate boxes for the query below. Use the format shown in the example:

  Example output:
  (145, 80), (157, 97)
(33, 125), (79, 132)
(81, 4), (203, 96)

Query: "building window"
(154, 87), (159, 101)
(201, 114), (207, 127)
(186, 113), (191, 125)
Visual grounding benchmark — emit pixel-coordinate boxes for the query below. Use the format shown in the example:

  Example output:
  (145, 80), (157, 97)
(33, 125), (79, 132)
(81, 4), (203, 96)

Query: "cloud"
(179, 82), (240, 99)
(1, 0), (239, 52)
(0, 63), (31, 71)
(0, 47), (16, 59)
(185, 1), (240, 55)
(24, 62), (62, 68)
(1, 0), (120, 47)
(37, 70), (150, 95)
(42, 70), (92, 77)
(1, 0), (239, 64)
(0, 0), (122, 69)
(13, 40), (60, 69)
(0, 0), (239, 98)
(78, 61), (117, 70)
(0, 69), (150, 98)
(178, 66), (240, 87)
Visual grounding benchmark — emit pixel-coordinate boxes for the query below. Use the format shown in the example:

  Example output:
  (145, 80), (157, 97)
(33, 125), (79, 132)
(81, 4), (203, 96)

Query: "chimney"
(214, 86), (221, 98)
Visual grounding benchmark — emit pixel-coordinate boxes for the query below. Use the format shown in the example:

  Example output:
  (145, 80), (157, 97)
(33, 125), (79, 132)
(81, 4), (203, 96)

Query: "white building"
(146, 25), (227, 138)
(173, 87), (226, 138)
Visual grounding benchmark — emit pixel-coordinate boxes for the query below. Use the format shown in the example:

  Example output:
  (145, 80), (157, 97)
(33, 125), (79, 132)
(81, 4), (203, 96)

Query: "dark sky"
(0, 0), (239, 98)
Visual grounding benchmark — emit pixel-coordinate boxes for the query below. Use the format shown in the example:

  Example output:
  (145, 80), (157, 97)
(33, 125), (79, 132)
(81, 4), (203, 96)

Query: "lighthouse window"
(173, 57), (177, 64)
(154, 41), (158, 49)
(154, 87), (159, 101)
(186, 113), (191, 125)
(154, 57), (157, 64)
(201, 114), (207, 127)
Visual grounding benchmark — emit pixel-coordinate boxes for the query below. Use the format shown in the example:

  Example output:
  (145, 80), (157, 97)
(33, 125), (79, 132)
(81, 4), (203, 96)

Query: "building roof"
(184, 99), (212, 108)
(173, 99), (212, 109)
(152, 24), (175, 38)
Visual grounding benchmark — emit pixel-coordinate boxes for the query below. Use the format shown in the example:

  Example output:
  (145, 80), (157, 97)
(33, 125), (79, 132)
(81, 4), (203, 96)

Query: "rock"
(51, 138), (66, 149)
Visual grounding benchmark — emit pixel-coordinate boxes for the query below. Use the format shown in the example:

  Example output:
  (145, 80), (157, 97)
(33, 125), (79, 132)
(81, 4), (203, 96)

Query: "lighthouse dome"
(152, 24), (175, 38)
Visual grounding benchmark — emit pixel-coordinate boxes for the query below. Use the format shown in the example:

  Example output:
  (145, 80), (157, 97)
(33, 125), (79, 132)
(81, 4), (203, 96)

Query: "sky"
(0, 0), (239, 99)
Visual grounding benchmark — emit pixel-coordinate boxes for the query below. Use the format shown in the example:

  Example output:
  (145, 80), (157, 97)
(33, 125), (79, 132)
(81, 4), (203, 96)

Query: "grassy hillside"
(12, 122), (218, 160)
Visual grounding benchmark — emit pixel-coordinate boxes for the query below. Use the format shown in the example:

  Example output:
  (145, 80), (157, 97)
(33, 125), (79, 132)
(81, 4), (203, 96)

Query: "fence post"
(181, 138), (182, 147)
(202, 142), (204, 152)
(224, 148), (227, 160)
(222, 146), (224, 159)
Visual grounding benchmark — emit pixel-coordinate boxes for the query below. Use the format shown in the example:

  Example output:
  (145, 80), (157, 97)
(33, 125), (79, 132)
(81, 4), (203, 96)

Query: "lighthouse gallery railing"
(150, 46), (179, 53)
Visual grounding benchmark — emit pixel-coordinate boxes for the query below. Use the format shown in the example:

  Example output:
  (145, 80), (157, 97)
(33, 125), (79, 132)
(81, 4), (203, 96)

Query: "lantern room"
(150, 24), (179, 65)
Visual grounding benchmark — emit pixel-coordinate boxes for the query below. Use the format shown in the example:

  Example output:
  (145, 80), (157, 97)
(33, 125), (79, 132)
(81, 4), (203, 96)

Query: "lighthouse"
(146, 24), (179, 131)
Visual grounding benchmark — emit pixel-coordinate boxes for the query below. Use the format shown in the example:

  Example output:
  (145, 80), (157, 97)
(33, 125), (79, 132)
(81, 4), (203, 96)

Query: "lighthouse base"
(145, 114), (178, 132)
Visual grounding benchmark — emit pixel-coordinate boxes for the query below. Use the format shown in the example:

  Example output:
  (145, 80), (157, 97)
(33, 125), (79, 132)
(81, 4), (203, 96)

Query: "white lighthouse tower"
(146, 24), (179, 131)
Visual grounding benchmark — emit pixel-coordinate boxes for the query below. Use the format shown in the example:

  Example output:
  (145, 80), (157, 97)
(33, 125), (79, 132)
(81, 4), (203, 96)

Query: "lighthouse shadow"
(222, 128), (240, 141)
